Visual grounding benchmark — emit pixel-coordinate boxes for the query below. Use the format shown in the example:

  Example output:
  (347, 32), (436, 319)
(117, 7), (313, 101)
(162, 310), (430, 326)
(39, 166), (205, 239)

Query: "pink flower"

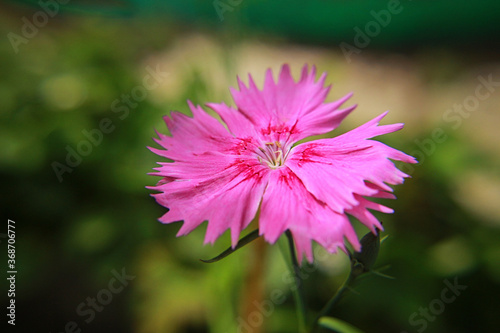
(149, 64), (417, 262)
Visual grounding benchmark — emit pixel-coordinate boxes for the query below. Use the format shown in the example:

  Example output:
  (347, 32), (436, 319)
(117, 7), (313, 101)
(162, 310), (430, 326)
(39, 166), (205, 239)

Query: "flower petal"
(151, 159), (270, 247)
(206, 101), (260, 138)
(149, 102), (272, 246)
(149, 101), (234, 161)
(212, 64), (354, 142)
(286, 112), (417, 232)
(259, 168), (361, 263)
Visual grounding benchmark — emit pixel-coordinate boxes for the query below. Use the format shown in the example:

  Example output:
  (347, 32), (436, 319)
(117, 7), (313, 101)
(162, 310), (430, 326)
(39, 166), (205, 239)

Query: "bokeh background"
(1, 1), (500, 332)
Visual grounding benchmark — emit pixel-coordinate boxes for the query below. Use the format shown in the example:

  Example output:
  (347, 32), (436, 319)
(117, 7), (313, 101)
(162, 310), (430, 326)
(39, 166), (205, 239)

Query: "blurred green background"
(1, 0), (500, 332)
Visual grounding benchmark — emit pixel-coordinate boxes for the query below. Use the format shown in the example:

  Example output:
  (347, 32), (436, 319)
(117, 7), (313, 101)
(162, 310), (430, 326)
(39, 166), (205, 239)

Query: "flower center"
(256, 141), (289, 169)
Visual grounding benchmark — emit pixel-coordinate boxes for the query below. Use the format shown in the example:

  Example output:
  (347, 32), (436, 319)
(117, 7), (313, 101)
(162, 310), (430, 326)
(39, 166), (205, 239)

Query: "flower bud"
(352, 231), (380, 272)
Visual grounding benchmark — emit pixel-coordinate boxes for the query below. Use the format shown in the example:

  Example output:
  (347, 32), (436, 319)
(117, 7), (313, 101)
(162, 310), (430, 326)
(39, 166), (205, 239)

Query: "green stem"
(310, 261), (363, 333)
(284, 230), (307, 333)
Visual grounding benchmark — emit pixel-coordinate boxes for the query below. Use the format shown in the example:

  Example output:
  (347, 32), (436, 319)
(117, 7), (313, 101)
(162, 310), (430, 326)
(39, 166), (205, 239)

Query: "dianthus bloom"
(149, 64), (416, 262)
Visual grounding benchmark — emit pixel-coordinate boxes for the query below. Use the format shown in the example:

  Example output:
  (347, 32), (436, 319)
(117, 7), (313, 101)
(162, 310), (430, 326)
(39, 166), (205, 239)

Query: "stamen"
(256, 141), (289, 169)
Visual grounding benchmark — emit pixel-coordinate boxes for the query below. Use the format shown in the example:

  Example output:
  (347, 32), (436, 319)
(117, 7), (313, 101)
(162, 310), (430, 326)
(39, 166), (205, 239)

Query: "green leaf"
(200, 229), (260, 263)
(319, 317), (366, 333)
(380, 234), (389, 244)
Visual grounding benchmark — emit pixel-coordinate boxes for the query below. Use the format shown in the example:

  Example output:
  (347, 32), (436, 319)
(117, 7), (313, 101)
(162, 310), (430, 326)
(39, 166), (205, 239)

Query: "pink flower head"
(149, 64), (417, 262)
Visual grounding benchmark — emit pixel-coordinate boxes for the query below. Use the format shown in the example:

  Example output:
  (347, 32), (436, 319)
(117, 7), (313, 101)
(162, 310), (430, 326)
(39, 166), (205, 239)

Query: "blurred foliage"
(10, 0), (500, 50)
(1, 1), (500, 333)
